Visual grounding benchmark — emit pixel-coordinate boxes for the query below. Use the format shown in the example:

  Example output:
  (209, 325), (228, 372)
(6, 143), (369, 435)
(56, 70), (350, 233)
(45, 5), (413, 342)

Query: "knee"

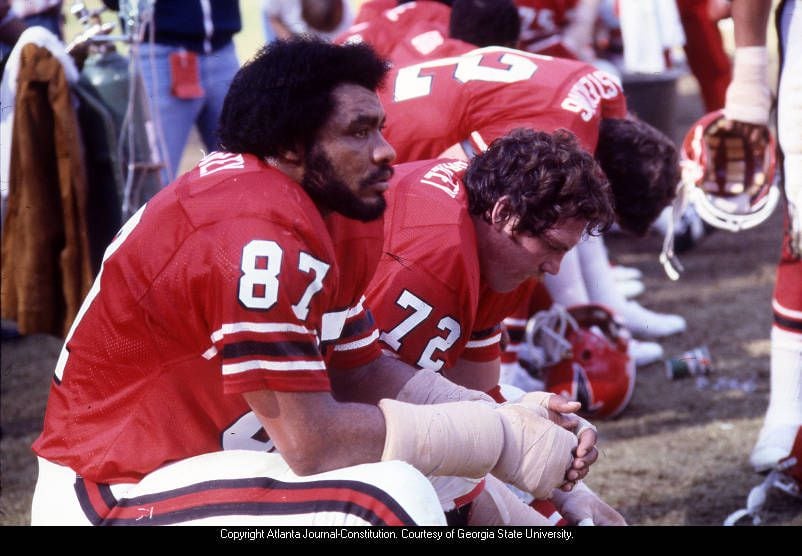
(357, 461), (446, 525)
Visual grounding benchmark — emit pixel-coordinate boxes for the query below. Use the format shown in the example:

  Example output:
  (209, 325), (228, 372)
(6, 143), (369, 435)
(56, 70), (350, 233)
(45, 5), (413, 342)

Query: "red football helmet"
(680, 109), (780, 232)
(527, 304), (635, 419)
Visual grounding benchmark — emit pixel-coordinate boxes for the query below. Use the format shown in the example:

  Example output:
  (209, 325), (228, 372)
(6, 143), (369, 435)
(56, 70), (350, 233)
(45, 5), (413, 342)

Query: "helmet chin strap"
(659, 173), (694, 281)
(659, 207), (683, 281)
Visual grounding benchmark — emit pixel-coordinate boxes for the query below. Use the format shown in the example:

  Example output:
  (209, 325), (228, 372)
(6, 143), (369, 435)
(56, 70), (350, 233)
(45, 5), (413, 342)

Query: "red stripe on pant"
(78, 477), (415, 526)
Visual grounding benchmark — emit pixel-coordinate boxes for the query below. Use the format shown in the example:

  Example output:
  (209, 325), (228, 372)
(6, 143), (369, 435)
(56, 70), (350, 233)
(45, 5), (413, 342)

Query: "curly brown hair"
(465, 128), (615, 237)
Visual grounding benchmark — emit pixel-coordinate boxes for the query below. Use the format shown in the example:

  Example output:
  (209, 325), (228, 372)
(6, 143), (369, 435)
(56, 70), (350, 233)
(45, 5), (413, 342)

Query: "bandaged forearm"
(469, 475), (552, 526)
(380, 396), (578, 498)
(724, 46), (771, 124)
(379, 398), (505, 478)
(396, 368), (495, 405)
(492, 403), (578, 499)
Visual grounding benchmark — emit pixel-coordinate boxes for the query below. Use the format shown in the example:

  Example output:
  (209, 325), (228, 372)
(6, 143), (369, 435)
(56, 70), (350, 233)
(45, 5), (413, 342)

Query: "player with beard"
(30, 38), (591, 526)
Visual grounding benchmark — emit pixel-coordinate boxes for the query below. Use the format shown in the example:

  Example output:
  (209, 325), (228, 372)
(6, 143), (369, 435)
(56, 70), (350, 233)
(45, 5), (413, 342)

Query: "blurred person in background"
(263, 0), (353, 42)
(101, 0), (241, 185)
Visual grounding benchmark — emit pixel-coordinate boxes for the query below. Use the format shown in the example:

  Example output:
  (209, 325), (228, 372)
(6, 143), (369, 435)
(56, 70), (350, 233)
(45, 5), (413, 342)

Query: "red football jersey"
(336, 1), (451, 60)
(366, 158), (504, 370)
(33, 153), (383, 483)
(515, 0), (579, 56)
(380, 45), (627, 163)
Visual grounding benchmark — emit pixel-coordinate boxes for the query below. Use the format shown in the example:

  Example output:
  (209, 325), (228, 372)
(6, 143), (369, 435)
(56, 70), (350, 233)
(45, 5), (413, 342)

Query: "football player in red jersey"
(515, 0), (580, 58)
(339, 0), (451, 58)
(365, 128), (626, 525)
(381, 41), (682, 336)
(30, 39), (588, 526)
(339, 0), (521, 66)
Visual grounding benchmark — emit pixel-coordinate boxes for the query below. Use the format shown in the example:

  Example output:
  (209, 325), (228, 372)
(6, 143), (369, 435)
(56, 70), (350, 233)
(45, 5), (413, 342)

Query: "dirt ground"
(2, 20), (800, 525)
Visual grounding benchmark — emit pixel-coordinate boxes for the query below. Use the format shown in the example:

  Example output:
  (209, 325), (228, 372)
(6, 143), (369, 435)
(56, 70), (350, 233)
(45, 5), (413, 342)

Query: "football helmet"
(680, 109), (780, 232)
(526, 304), (635, 419)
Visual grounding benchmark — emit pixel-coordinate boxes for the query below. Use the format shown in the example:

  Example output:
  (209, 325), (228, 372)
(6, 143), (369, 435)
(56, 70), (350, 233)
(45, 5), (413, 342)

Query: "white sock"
(578, 235), (686, 337)
(764, 326), (802, 427)
(577, 235), (627, 310)
(543, 246), (590, 306)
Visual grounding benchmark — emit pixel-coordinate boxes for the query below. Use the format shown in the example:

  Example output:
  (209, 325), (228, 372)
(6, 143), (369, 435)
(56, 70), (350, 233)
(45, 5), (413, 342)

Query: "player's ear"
(489, 196), (514, 230)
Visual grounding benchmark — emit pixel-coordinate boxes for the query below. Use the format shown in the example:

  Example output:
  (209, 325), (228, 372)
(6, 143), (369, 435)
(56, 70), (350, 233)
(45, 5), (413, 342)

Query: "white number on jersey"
(393, 47), (539, 102)
(517, 7), (557, 43)
(292, 252), (331, 320)
(239, 241), (332, 319)
(379, 289), (461, 371)
(238, 240), (282, 310)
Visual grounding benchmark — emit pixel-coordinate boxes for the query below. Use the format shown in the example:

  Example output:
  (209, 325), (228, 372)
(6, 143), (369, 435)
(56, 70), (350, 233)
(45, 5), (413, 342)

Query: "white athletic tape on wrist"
(492, 402), (578, 499)
(396, 368), (495, 405)
(469, 475), (552, 526)
(379, 399), (504, 478)
(516, 391), (554, 409)
(724, 46), (771, 125)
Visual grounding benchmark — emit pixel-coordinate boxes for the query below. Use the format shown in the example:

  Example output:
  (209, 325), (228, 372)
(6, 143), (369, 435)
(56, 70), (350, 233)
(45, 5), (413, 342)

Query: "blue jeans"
(136, 41), (239, 184)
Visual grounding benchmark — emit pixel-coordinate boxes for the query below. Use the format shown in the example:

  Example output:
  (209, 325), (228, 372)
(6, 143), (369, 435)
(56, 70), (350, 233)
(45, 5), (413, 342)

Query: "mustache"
(361, 165), (394, 188)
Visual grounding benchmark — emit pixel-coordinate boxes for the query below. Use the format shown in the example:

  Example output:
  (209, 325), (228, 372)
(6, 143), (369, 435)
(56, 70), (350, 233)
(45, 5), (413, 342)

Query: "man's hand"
(551, 482), (627, 526)
(702, 116), (773, 201)
(515, 392), (599, 489)
(492, 395), (578, 499)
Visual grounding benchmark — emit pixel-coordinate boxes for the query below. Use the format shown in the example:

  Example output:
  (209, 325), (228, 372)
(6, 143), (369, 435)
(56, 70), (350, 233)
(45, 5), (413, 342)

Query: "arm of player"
(243, 389), (386, 476)
(329, 353), (496, 405)
(723, 0), (773, 129)
(245, 380), (578, 500)
(443, 356), (501, 395)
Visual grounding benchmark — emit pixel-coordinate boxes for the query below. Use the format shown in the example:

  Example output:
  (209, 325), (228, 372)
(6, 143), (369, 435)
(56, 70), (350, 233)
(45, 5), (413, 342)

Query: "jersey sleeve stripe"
(210, 321), (315, 344)
(503, 317), (528, 327)
(465, 332), (502, 348)
(222, 359), (327, 375)
(340, 307), (376, 339)
(470, 324), (502, 340)
(205, 322), (319, 360)
(222, 340), (320, 358)
(333, 329), (380, 352)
